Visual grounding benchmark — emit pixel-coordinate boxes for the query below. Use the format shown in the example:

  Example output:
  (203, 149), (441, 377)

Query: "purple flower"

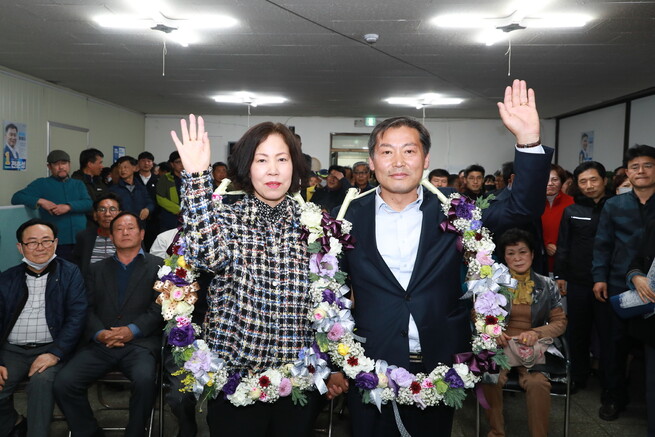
(309, 253), (339, 278)
(311, 342), (329, 362)
(470, 220), (483, 230)
(322, 289), (336, 304)
(168, 324), (196, 347)
(222, 373), (241, 396)
(455, 201), (475, 220)
(474, 290), (508, 317)
(161, 272), (189, 286)
(183, 349), (212, 375)
(354, 372), (379, 390)
(444, 368), (465, 389)
(389, 368), (415, 388)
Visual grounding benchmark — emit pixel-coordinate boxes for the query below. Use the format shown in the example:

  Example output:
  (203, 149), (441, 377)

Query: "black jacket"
(627, 219), (655, 347)
(554, 194), (608, 286)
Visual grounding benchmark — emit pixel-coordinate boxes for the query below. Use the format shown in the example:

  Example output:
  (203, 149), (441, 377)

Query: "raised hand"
(170, 114), (211, 174)
(497, 79), (541, 145)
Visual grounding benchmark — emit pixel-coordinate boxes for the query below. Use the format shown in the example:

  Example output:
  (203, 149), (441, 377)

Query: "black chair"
(476, 336), (571, 437)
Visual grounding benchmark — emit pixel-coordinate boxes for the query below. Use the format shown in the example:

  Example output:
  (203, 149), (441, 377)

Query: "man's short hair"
(79, 148), (104, 170)
(110, 211), (144, 233)
(138, 151), (155, 161)
(353, 161), (370, 172)
(168, 151), (180, 163)
(16, 218), (58, 242)
(573, 161), (607, 183)
(368, 116), (430, 157)
(5, 123), (17, 133)
(464, 164), (485, 177)
(212, 161), (228, 171)
(447, 174), (458, 186)
(116, 155), (137, 166)
(428, 169), (449, 179)
(158, 161), (171, 173)
(93, 192), (123, 212)
(624, 144), (655, 167)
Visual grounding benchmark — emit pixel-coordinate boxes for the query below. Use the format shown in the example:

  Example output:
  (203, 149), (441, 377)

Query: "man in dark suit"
(326, 80), (553, 436)
(54, 212), (163, 437)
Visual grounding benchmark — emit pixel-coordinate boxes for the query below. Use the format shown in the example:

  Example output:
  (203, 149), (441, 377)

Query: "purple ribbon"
(453, 350), (499, 376)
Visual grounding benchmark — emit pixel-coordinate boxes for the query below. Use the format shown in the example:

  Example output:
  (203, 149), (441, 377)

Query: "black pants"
(54, 343), (157, 437)
(164, 347), (198, 437)
(348, 361), (455, 437)
(566, 281), (596, 385)
(206, 390), (322, 437)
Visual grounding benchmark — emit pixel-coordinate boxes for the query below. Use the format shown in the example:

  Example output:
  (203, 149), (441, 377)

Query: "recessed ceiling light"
(385, 93), (464, 109)
(212, 92), (287, 107)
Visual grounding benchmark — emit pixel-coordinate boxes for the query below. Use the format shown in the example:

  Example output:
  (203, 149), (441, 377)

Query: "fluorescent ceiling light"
(386, 93), (464, 109)
(94, 15), (154, 29)
(526, 14), (590, 28)
(212, 92), (287, 107)
(476, 29), (509, 46)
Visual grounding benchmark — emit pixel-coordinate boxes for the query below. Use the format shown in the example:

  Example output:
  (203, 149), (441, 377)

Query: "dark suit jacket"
(341, 147), (553, 371)
(84, 252), (164, 355)
(73, 226), (100, 278)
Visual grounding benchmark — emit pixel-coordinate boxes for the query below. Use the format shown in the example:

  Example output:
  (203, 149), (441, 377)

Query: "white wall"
(629, 95), (655, 147)
(146, 114), (556, 176)
(0, 66), (145, 205)
(558, 104), (626, 172)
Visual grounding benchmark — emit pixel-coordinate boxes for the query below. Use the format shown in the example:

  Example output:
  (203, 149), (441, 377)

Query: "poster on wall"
(113, 145), (125, 163)
(579, 131), (594, 163)
(3, 121), (27, 171)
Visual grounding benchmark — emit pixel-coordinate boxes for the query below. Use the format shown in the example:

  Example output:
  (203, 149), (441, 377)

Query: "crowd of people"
(0, 78), (654, 437)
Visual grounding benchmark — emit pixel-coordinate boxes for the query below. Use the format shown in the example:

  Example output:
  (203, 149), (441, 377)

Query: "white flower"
(158, 265), (172, 278)
(261, 369), (283, 386)
(300, 206), (323, 230)
(327, 237), (342, 256)
(340, 220), (352, 234)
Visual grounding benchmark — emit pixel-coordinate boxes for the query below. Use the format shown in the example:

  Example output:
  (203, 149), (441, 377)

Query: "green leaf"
(476, 194), (495, 210)
(492, 351), (511, 370)
(361, 389), (371, 405)
(309, 273), (320, 282)
(333, 271), (347, 284)
(315, 332), (330, 352)
(291, 387), (308, 406)
(308, 242), (321, 253)
(444, 388), (467, 409)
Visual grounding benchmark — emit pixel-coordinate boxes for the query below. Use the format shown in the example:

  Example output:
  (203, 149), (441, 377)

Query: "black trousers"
(566, 281), (596, 385)
(347, 361), (455, 437)
(206, 390), (322, 436)
(54, 342), (157, 437)
(164, 347), (198, 437)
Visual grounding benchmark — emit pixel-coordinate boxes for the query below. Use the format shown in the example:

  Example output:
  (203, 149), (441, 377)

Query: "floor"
(13, 356), (649, 436)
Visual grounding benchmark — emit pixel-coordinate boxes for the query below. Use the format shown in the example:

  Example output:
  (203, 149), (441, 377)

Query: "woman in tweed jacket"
(172, 115), (320, 436)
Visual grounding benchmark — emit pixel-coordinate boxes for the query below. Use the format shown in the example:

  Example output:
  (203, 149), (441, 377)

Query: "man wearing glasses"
(0, 219), (87, 437)
(72, 193), (123, 277)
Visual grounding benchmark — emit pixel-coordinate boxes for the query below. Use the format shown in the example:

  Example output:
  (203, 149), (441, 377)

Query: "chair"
(95, 368), (160, 436)
(476, 336), (571, 437)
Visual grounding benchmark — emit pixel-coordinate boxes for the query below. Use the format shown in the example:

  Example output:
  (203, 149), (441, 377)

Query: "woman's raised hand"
(170, 114), (211, 174)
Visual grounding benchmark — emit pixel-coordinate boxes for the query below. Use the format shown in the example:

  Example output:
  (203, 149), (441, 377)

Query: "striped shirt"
(182, 172), (312, 373)
(90, 235), (115, 265)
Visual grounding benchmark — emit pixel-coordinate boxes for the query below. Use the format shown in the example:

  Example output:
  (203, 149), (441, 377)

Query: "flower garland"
(156, 178), (515, 410)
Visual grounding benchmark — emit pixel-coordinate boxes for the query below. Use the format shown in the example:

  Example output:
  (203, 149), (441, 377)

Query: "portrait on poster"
(3, 121), (27, 171)
(579, 131), (594, 163)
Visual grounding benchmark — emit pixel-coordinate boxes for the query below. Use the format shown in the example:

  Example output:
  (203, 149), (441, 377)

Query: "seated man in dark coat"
(0, 219), (87, 437)
(55, 212), (163, 437)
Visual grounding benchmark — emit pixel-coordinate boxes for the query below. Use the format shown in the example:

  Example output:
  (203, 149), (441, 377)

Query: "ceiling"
(1, 0), (654, 119)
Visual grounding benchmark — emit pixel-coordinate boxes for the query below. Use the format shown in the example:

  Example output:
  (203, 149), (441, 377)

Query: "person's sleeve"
(84, 265), (106, 341)
(65, 180), (92, 213)
(156, 177), (181, 214)
(592, 204), (614, 284)
(553, 207), (572, 280)
(181, 171), (230, 272)
(482, 146), (553, 231)
(48, 266), (88, 360)
(534, 306), (567, 339)
(140, 184), (155, 214)
(626, 219), (655, 287)
(11, 179), (42, 208)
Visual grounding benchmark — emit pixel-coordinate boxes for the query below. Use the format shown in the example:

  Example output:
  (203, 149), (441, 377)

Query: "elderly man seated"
(0, 219), (87, 437)
(54, 212), (163, 437)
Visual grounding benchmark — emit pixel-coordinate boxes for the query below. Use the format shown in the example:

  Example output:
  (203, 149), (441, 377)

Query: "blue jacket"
(11, 176), (92, 245)
(592, 190), (655, 292)
(0, 258), (88, 364)
(109, 178), (155, 218)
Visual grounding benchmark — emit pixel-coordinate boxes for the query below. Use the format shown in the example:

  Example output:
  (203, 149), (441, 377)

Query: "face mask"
(618, 187), (632, 195)
(23, 253), (57, 271)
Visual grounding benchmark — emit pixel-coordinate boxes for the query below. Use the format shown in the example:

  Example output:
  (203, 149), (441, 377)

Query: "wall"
(629, 95), (655, 147)
(146, 114), (556, 176)
(0, 66), (145, 206)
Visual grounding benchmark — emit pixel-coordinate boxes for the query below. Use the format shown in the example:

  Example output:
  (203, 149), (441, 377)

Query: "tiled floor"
(13, 356), (649, 436)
